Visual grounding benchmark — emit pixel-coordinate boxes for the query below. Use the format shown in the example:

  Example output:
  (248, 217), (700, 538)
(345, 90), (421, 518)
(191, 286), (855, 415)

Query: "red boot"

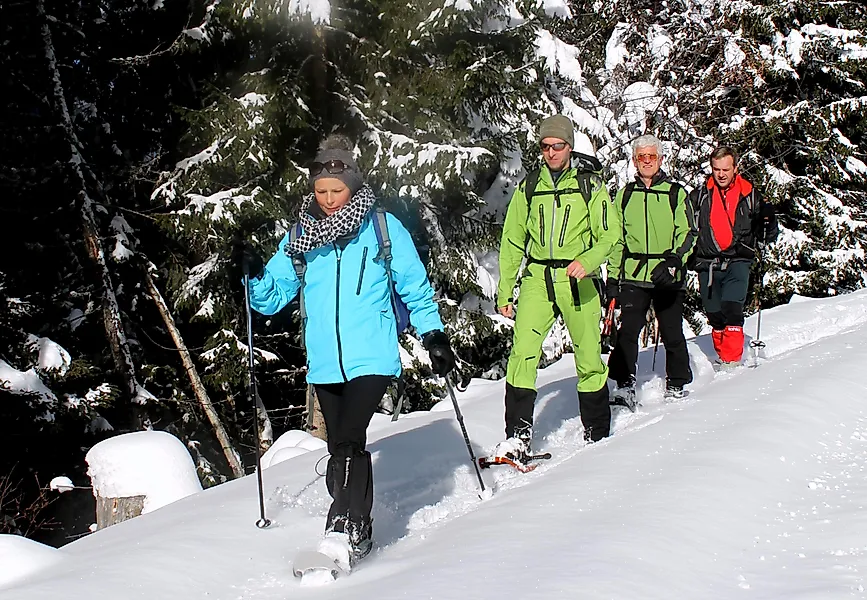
(719, 325), (744, 363)
(711, 329), (724, 358)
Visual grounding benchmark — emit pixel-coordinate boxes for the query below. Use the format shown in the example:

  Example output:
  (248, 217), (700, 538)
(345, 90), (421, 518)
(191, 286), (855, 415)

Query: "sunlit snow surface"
(4, 292), (867, 597)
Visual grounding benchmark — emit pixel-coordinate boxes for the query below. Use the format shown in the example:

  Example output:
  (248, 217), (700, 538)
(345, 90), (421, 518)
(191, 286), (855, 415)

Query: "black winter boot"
(347, 517), (374, 565)
(325, 447), (373, 538)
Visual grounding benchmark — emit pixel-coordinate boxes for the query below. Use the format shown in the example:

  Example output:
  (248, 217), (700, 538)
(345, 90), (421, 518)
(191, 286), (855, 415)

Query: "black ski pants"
(314, 375), (391, 535)
(607, 284), (693, 388)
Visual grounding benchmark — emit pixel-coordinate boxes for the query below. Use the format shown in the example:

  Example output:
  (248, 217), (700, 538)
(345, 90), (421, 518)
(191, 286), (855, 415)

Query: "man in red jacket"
(689, 147), (778, 367)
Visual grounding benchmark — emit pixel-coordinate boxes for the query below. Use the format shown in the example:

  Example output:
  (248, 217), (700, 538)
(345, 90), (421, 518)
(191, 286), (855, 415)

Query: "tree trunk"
(38, 0), (144, 426)
(306, 384), (327, 441)
(257, 402), (274, 454)
(95, 493), (145, 529)
(144, 271), (245, 479)
(311, 25), (330, 122)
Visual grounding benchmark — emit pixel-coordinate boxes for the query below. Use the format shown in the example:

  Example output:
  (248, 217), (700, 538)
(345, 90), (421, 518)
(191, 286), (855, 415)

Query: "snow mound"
(261, 430), (327, 468)
(85, 431), (202, 514)
(0, 535), (62, 589)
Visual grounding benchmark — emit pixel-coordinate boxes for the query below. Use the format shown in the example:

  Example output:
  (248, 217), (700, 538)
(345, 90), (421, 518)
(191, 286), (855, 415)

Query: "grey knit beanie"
(309, 134), (364, 194)
(538, 115), (575, 149)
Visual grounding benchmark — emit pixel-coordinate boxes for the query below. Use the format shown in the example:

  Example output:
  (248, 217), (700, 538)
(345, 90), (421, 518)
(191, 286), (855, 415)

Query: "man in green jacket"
(607, 134), (697, 404)
(496, 115), (621, 459)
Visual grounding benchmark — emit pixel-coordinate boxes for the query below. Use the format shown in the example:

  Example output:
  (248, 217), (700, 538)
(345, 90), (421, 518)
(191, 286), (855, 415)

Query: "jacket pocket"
(538, 204), (546, 246)
(356, 246), (368, 295)
(558, 205), (571, 247)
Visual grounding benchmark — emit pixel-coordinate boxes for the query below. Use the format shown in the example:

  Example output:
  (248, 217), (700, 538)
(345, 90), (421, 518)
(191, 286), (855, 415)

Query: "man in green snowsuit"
(496, 115), (621, 457)
(606, 134), (697, 405)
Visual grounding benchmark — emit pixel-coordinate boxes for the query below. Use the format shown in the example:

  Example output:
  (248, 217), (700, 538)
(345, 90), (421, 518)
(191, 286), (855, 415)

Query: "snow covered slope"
(4, 291), (867, 598)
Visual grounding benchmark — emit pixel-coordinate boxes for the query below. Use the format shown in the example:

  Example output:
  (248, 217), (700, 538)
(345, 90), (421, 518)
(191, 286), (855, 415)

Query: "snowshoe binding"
(609, 378), (637, 412)
(479, 435), (550, 473)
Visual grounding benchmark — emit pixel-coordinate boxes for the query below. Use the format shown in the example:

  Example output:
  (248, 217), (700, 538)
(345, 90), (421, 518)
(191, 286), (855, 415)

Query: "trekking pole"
(750, 245), (766, 364)
(444, 375), (487, 498)
(243, 273), (272, 529)
(391, 378), (406, 422)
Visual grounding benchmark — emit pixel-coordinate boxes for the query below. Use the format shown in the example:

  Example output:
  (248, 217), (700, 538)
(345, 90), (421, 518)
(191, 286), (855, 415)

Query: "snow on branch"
(340, 90), (493, 191)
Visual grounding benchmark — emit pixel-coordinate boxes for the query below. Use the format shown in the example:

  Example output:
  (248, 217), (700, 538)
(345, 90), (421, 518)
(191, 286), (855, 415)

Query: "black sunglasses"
(540, 141), (568, 152)
(309, 160), (352, 176)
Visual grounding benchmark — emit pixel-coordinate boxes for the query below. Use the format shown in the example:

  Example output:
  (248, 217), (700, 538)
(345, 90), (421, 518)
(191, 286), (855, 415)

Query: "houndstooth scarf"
(286, 184), (377, 254)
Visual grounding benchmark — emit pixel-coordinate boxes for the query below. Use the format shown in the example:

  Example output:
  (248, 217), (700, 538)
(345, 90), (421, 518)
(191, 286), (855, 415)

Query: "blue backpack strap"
(371, 208), (411, 334)
(372, 208), (392, 265)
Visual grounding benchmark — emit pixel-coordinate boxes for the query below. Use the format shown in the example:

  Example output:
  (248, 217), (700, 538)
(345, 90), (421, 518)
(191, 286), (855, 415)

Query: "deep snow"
(4, 291), (867, 598)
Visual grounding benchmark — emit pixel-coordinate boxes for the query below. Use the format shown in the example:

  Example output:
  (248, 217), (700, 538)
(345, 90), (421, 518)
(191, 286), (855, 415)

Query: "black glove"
(605, 278), (620, 307)
(232, 239), (264, 280)
(650, 254), (680, 287)
(423, 330), (455, 377)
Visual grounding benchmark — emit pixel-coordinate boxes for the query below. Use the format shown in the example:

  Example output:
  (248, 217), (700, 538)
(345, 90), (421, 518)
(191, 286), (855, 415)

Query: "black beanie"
(309, 134), (364, 194)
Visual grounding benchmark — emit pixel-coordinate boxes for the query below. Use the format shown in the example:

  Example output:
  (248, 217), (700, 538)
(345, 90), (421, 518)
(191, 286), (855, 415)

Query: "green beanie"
(539, 115), (575, 148)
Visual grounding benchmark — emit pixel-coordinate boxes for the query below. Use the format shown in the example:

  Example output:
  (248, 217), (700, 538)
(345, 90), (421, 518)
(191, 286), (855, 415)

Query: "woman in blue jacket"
(237, 134), (455, 571)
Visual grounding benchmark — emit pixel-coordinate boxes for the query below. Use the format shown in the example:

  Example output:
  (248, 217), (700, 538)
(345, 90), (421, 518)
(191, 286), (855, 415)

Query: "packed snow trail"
(3, 291), (867, 599)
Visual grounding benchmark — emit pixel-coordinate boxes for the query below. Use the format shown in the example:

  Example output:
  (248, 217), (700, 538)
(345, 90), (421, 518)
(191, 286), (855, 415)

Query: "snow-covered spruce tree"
(581, 0), (867, 315)
(0, 0), (146, 543)
(0, 0), (244, 539)
(151, 0), (589, 420)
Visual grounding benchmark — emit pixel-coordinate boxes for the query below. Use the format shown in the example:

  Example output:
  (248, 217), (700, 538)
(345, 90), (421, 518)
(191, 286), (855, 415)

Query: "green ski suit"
(498, 162), (621, 395)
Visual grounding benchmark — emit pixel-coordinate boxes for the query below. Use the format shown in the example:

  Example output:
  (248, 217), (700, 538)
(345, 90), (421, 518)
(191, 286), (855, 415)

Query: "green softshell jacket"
(607, 175), (697, 286)
(497, 164), (621, 307)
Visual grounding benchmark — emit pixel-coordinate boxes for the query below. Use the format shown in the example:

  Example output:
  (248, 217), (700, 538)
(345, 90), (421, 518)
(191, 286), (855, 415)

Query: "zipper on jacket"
(356, 246), (368, 295)
(539, 204), (546, 247)
(644, 190), (650, 278)
(558, 205), (571, 247)
(602, 196), (608, 230)
(549, 188), (557, 259)
(334, 244), (348, 382)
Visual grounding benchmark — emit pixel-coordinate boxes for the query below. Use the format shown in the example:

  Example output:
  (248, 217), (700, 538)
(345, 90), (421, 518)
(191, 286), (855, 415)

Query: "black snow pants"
(314, 375), (391, 538)
(607, 284), (693, 388)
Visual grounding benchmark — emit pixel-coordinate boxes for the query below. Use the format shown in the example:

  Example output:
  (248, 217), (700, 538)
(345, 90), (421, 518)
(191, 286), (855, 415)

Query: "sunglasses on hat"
(540, 141), (568, 152)
(309, 160), (352, 176)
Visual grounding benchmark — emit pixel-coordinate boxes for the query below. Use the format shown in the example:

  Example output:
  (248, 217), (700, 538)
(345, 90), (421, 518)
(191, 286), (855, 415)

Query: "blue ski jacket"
(247, 211), (444, 384)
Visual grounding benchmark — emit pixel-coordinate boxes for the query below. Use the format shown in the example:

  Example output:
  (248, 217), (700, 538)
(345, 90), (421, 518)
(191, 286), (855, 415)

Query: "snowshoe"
(316, 531), (353, 573)
(609, 379), (637, 412)
(478, 452), (552, 473)
(713, 359), (741, 372)
(293, 532), (352, 585)
(292, 549), (346, 585)
(663, 385), (687, 401)
(491, 436), (530, 462)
